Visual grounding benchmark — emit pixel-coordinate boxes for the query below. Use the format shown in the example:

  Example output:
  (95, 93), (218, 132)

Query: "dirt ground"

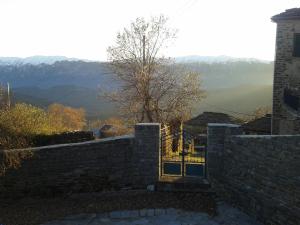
(0, 190), (216, 225)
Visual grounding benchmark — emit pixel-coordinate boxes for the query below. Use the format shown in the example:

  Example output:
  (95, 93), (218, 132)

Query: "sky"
(0, 0), (299, 61)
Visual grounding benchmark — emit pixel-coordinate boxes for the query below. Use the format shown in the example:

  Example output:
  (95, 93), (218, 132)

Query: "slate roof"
(100, 124), (114, 131)
(242, 114), (271, 134)
(272, 8), (300, 22)
(99, 124), (118, 138)
(185, 112), (238, 133)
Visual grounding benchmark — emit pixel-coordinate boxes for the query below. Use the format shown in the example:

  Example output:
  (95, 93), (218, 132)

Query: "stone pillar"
(133, 123), (161, 188)
(207, 123), (242, 181)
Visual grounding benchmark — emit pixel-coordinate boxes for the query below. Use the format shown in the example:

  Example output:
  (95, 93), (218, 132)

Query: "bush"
(32, 131), (94, 146)
(0, 103), (88, 149)
(48, 103), (86, 131)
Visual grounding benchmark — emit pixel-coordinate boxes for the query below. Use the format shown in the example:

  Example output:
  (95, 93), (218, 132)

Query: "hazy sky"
(0, 0), (299, 61)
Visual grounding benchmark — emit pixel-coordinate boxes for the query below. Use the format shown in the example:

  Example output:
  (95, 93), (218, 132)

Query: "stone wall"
(207, 123), (242, 181)
(133, 123), (161, 187)
(208, 124), (300, 225)
(32, 131), (95, 146)
(0, 124), (161, 198)
(272, 20), (300, 134)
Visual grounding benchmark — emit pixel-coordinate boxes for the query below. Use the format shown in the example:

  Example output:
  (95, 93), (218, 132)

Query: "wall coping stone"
(233, 134), (300, 138)
(207, 123), (240, 127)
(0, 134), (135, 153)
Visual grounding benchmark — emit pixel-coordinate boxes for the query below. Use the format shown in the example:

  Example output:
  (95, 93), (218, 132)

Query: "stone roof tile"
(241, 114), (271, 134)
(272, 8), (300, 22)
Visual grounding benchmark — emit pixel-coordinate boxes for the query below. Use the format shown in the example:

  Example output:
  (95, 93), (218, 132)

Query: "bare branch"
(102, 15), (205, 124)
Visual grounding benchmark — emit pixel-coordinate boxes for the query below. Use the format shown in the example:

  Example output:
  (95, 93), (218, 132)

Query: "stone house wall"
(272, 20), (300, 134)
(207, 124), (300, 225)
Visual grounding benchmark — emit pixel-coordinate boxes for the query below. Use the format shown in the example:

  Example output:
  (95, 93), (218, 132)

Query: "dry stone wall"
(208, 124), (300, 225)
(0, 123), (161, 198)
(0, 136), (134, 198)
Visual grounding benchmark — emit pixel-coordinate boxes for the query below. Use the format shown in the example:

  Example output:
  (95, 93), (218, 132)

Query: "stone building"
(185, 112), (237, 133)
(272, 8), (300, 134)
(241, 114), (271, 135)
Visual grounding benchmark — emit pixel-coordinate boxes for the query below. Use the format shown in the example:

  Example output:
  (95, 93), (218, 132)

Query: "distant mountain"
(197, 85), (273, 117)
(13, 85), (115, 119)
(0, 55), (83, 66)
(175, 55), (271, 64)
(0, 57), (274, 120)
(0, 61), (114, 88)
(0, 60), (273, 89)
(12, 84), (272, 120)
(179, 60), (273, 89)
(0, 55), (272, 66)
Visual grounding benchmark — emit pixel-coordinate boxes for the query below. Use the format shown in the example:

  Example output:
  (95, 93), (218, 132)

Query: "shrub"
(0, 103), (87, 149)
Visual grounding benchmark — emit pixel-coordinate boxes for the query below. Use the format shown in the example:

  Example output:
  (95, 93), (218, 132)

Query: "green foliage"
(0, 103), (87, 149)
(0, 103), (52, 149)
(0, 103), (54, 135)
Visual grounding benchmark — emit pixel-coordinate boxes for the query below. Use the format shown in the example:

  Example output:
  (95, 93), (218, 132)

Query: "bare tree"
(103, 15), (205, 123)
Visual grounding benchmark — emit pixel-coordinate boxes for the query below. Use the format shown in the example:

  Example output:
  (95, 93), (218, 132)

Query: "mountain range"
(0, 55), (270, 65)
(0, 55), (274, 120)
(174, 55), (271, 64)
(0, 56), (83, 66)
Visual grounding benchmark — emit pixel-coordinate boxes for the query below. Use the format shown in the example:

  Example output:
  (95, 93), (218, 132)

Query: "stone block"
(154, 208), (166, 216)
(146, 209), (155, 216)
(139, 209), (148, 217)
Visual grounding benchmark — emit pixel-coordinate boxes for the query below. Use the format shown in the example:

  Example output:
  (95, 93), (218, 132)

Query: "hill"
(175, 55), (270, 64)
(12, 84), (272, 120)
(0, 56), (82, 66)
(197, 85), (273, 117)
(0, 59), (273, 89)
(0, 61), (114, 88)
(12, 86), (115, 120)
(0, 57), (274, 120)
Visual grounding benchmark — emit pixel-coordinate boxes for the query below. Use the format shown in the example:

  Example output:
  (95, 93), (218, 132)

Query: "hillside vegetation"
(0, 103), (86, 149)
(198, 85), (273, 117)
(0, 59), (273, 119)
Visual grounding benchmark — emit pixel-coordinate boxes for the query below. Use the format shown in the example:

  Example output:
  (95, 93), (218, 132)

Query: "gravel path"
(41, 202), (261, 225)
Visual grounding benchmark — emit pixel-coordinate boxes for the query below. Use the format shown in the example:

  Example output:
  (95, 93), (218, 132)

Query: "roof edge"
(272, 16), (300, 23)
(272, 8), (300, 23)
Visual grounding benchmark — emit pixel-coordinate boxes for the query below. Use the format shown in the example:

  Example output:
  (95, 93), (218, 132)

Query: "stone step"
(156, 177), (212, 193)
